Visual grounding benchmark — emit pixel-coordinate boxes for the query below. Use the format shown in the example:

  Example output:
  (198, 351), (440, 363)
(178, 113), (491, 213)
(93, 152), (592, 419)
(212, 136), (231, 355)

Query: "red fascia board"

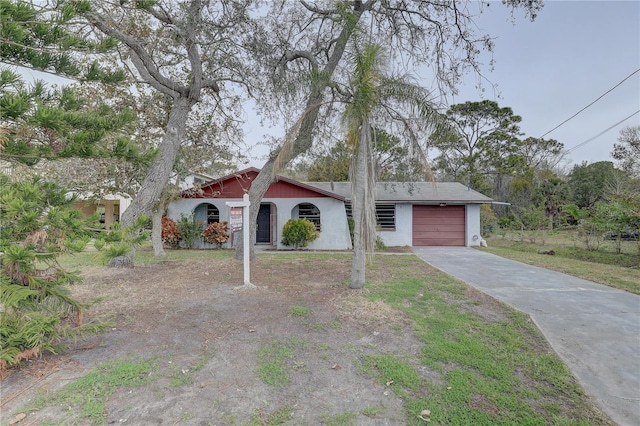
(181, 167), (344, 200)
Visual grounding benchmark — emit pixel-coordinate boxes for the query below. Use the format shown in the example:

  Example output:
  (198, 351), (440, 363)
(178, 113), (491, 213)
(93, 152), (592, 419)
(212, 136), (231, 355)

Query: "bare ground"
(2, 254), (425, 425)
(0, 252), (584, 425)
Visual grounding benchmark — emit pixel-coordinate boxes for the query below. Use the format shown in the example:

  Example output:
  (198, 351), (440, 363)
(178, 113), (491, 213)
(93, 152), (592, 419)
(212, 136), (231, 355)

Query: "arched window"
(295, 202), (321, 231)
(194, 203), (220, 226)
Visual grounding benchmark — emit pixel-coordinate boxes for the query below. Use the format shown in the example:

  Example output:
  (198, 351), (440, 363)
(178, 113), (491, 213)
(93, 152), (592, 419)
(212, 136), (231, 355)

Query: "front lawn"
(8, 249), (613, 424)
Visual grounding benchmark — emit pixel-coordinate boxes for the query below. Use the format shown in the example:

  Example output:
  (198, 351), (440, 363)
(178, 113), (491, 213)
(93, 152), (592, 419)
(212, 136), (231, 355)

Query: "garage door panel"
(413, 217), (464, 225)
(413, 210), (464, 219)
(413, 230), (461, 239)
(413, 237), (465, 246)
(412, 205), (465, 246)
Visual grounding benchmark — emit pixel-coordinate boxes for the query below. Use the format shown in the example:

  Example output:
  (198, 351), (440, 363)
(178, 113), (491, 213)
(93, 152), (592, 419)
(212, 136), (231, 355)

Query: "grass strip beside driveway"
(365, 255), (613, 425)
(480, 239), (640, 294)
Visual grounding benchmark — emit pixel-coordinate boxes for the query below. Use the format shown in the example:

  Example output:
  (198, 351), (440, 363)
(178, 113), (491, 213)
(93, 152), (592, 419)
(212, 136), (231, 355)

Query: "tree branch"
(128, 49), (178, 98)
(144, 3), (175, 25)
(84, 10), (187, 97)
(282, 50), (319, 70)
(201, 78), (221, 92)
(299, 1), (333, 15)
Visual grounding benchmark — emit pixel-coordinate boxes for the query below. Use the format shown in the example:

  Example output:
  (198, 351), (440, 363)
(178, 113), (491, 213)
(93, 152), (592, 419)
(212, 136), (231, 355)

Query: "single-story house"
(166, 167), (493, 250)
(71, 173), (215, 229)
(72, 193), (132, 229)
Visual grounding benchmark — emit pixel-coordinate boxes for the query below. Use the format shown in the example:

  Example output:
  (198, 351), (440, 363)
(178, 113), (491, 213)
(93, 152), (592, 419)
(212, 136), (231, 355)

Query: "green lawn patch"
(255, 339), (308, 386)
(365, 255), (613, 425)
(27, 358), (158, 425)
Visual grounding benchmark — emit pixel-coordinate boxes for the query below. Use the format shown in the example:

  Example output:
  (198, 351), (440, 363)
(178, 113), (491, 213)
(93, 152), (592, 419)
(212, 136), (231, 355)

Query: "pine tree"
(0, 0), (140, 371)
(0, 175), (106, 372)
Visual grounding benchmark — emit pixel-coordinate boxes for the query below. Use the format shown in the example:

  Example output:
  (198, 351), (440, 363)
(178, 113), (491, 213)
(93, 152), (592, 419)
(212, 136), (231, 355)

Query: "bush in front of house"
(177, 214), (202, 248)
(202, 222), (230, 248)
(161, 217), (181, 248)
(281, 219), (319, 249)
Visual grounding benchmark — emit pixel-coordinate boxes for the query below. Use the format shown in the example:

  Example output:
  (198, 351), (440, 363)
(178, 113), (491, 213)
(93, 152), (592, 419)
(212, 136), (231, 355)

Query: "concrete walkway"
(411, 247), (640, 426)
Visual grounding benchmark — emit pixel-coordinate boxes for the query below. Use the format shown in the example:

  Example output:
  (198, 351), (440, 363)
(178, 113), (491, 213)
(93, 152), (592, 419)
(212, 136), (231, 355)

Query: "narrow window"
(345, 202), (352, 219)
(376, 204), (396, 230)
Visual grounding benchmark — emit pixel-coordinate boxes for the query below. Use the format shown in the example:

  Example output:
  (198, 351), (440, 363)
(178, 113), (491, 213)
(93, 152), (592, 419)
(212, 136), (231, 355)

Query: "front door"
(256, 204), (271, 243)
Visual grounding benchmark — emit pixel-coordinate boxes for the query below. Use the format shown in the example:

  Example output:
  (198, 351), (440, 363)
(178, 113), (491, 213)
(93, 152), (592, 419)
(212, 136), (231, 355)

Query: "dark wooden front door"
(256, 204), (271, 243)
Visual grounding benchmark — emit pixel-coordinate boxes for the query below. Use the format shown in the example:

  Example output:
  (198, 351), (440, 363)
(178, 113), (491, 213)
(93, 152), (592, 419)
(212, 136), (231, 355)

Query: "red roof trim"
(181, 167), (345, 201)
(272, 175), (345, 200)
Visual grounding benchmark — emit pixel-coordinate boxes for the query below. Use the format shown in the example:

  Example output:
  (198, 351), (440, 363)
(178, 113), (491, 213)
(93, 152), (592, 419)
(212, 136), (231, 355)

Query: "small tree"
(562, 204), (603, 251)
(592, 201), (631, 254)
(202, 222), (230, 248)
(281, 219), (319, 250)
(0, 176), (104, 372)
(480, 204), (498, 236)
(93, 217), (150, 267)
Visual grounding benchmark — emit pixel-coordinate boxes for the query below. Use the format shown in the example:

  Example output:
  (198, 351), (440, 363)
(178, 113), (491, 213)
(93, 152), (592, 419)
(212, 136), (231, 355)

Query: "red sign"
(230, 207), (242, 231)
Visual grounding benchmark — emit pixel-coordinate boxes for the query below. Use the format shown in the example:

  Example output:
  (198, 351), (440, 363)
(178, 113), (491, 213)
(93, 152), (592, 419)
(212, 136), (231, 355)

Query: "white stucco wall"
(167, 197), (352, 250)
(466, 204), (482, 246)
(376, 203), (413, 247)
(166, 198), (230, 249)
(167, 198), (485, 249)
(273, 198), (352, 250)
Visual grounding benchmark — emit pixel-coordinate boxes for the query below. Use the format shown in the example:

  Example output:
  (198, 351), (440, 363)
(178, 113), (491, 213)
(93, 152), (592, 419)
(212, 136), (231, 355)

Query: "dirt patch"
(2, 255), (427, 425)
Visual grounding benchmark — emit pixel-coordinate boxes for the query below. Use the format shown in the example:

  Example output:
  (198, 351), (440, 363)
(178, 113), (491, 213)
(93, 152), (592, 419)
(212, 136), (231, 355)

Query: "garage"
(412, 205), (465, 246)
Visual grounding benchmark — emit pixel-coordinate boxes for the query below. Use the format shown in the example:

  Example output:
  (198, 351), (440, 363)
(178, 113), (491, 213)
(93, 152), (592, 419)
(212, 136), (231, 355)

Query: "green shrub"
(281, 219), (319, 249)
(480, 204), (498, 235)
(93, 217), (150, 266)
(177, 214), (203, 248)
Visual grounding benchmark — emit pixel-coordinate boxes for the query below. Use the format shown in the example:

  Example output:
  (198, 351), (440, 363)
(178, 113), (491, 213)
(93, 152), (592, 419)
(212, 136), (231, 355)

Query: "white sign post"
(226, 193), (252, 287)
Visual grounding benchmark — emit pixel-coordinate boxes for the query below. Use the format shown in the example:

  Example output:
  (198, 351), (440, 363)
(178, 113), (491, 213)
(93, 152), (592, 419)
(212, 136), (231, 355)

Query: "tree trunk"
(350, 122), (375, 289)
(109, 97), (192, 268)
(548, 212), (554, 231)
(236, 90), (327, 261)
(234, 160), (275, 261)
(350, 141), (367, 289)
(234, 5), (365, 261)
(121, 97), (192, 228)
(151, 207), (166, 257)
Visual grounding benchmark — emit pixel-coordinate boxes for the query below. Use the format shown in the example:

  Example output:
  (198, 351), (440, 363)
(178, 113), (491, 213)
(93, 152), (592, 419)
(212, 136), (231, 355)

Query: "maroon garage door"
(412, 205), (465, 246)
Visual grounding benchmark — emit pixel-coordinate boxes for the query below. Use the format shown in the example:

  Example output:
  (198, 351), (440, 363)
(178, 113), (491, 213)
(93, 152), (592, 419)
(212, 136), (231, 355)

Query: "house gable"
(182, 168), (345, 200)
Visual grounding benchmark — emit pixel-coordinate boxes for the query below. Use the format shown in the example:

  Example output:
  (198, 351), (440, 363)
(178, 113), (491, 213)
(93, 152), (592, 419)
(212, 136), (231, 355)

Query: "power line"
(539, 68), (640, 139)
(564, 109), (640, 155)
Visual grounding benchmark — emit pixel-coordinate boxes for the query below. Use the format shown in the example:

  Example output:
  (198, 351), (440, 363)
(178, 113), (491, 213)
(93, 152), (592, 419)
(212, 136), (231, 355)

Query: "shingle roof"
(305, 181), (493, 204)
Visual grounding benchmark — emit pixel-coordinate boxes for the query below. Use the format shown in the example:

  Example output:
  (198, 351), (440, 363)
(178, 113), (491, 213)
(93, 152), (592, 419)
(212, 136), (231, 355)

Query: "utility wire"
(564, 109), (640, 154)
(539, 68), (640, 138)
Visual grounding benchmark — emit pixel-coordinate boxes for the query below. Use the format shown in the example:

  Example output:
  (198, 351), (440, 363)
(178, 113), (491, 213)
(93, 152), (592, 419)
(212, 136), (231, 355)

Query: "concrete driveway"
(411, 247), (640, 426)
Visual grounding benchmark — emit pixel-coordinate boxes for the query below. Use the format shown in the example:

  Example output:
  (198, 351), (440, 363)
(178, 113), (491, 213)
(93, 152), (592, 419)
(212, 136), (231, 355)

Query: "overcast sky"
(448, 0), (640, 168)
(15, 1), (638, 171)
(246, 1), (639, 170)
